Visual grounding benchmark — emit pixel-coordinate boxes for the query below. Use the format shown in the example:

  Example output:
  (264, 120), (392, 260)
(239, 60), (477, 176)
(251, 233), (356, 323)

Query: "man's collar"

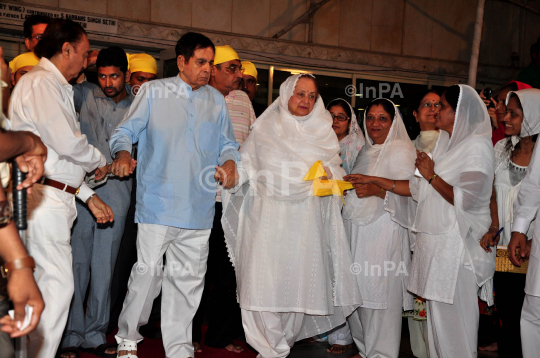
(37, 57), (69, 86)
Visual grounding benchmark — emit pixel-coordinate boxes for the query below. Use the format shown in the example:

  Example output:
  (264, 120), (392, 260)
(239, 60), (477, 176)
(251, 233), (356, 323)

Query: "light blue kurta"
(110, 75), (240, 230)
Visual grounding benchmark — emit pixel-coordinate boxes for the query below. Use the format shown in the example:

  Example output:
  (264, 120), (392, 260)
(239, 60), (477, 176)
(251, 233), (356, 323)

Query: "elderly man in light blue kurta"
(109, 32), (240, 358)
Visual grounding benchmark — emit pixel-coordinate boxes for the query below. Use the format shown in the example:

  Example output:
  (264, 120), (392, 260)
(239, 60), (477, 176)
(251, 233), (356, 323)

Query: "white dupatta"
(411, 84), (496, 290)
(342, 99), (417, 228)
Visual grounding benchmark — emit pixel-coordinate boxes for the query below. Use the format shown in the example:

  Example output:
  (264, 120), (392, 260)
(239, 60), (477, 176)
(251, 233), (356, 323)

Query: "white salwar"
(342, 99), (416, 358)
(408, 85), (495, 358)
(509, 89), (540, 358)
(222, 74), (362, 358)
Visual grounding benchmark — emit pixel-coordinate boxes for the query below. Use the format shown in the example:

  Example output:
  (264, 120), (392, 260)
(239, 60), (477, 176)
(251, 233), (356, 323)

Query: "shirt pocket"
(199, 122), (220, 154)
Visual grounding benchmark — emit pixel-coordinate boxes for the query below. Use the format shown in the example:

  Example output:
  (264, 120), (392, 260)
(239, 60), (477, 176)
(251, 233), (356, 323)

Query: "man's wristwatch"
(1, 256), (36, 279)
(0, 200), (12, 227)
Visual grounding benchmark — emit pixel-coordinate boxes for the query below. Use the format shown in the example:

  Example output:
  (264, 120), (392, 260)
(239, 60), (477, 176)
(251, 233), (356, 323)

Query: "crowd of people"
(0, 13), (539, 358)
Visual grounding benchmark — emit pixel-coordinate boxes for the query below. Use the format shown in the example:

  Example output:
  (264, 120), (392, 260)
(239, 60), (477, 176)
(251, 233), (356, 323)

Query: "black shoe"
(139, 323), (162, 339)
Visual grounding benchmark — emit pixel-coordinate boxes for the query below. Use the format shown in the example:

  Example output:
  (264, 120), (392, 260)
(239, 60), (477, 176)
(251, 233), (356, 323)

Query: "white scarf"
(238, 74), (343, 201)
(342, 99), (416, 227)
(507, 89), (540, 150)
(412, 84), (495, 286)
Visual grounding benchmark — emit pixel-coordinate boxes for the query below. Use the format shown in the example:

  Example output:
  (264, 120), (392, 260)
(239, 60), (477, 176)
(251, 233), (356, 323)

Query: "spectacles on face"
(219, 64), (244, 74)
(331, 114), (350, 122)
(420, 101), (441, 109)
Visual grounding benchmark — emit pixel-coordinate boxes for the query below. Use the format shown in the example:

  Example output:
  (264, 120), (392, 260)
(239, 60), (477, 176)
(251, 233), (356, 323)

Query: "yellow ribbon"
(303, 161), (354, 203)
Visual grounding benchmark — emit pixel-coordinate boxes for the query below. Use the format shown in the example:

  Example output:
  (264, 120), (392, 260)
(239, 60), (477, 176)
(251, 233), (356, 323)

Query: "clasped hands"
(86, 150), (137, 225)
(215, 160), (239, 189)
(342, 174), (382, 198)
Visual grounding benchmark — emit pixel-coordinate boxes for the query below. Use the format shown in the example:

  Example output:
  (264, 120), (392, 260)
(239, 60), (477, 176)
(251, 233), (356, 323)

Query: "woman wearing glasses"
(324, 99), (365, 354)
(404, 90), (441, 358)
(347, 86), (495, 358)
(221, 74), (362, 358)
(342, 98), (416, 358)
(412, 90), (441, 154)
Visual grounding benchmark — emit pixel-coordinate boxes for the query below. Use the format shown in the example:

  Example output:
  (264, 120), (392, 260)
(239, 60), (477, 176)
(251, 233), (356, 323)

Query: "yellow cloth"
(214, 45), (240, 65)
(241, 61), (257, 80)
(126, 53), (158, 75)
(303, 161), (354, 203)
(9, 52), (39, 73)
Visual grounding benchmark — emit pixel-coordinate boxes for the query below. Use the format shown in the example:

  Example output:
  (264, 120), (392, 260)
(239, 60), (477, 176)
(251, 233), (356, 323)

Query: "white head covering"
(342, 98), (416, 227)
(327, 98), (365, 174)
(506, 88), (540, 149)
(411, 84), (495, 287)
(240, 74), (343, 201)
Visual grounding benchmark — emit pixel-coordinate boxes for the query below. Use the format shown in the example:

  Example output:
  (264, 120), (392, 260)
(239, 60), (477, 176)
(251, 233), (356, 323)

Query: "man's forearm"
(0, 131), (34, 162)
(0, 189), (29, 262)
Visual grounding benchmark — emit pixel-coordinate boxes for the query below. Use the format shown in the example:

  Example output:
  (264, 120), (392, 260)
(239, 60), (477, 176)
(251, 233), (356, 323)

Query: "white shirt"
(512, 137), (540, 296)
(9, 58), (106, 202)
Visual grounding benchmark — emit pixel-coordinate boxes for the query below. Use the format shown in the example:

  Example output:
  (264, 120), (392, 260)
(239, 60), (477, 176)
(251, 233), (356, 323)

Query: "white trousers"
(521, 294), (540, 358)
(426, 264), (478, 358)
(26, 184), (77, 358)
(408, 318), (429, 358)
(347, 259), (403, 358)
(115, 224), (210, 358)
(241, 309), (304, 358)
(327, 322), (353, 346)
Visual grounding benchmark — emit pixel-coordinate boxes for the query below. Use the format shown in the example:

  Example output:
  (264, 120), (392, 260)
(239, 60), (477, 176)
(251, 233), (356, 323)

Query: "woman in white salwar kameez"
(408, 85), (495, 358)
(342, 98), (416, 358)
(479, 88), (540, 357)
(325, 99), (365, 354)
(221, 74), (362, 358)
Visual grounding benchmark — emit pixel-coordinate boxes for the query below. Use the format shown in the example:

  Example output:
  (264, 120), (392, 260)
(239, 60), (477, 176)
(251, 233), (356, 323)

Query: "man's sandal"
(117, 341), (137, 358)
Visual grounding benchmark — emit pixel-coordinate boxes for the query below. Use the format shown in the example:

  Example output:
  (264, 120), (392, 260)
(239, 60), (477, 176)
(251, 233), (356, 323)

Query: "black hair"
(34, 19), (87, 60)
(23, 15), (51, 39)
(365, 98), (395, 120)
(327, 99), (352, 119)
(175, 32), (215, 61)
(443, 85), (460, 112)
(297, 74), (320, 97)
(96, 46), (128, 73)
(505, 93), (538, 157)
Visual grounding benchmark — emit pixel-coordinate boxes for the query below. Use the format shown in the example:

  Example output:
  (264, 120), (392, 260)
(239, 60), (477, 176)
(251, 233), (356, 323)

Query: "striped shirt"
(217, 90), (256, 202)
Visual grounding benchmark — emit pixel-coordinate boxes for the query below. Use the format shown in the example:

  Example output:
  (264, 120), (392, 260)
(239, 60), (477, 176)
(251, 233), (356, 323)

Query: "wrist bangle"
(490, 225), (499, 230)
(1, 256), (36, 279)
(85, 193), (96, 204)
(390, 180), (396, 192)
(428, 174), (438, 184)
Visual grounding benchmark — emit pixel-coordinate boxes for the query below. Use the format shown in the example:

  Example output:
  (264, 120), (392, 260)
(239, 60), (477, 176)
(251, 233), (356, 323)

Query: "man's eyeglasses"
(420, 101), (441, 109)
(331, 114), (350, 122)
(218, 64), (244, 74)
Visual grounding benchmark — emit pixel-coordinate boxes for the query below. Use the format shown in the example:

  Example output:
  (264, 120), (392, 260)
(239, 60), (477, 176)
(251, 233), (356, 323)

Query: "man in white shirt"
(9, 19), (114, 358)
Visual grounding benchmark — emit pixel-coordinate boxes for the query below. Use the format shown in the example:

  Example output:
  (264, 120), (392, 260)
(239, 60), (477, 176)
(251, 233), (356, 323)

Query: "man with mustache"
(192, 45), (256, 354)
(9, 19), (113, 358)
(109, 32), (240, 358)
(59, 46), (136, 358)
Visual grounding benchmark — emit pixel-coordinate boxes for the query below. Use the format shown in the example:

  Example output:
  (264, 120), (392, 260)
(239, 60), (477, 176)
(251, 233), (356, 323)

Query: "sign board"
(0, 2), (118, 34)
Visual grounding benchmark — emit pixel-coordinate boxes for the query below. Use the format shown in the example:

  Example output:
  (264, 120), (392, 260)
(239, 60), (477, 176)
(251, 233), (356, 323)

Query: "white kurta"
(407, 224), (468, 303)
(494, 138), (535, 246)
(345, 211), (413, 310)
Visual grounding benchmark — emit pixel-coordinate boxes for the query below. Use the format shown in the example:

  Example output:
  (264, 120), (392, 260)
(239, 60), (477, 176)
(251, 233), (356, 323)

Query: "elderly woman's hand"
(353, 183), (383, 198)
(344, 174), (372, 184)
(415, 150), (435, 181)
